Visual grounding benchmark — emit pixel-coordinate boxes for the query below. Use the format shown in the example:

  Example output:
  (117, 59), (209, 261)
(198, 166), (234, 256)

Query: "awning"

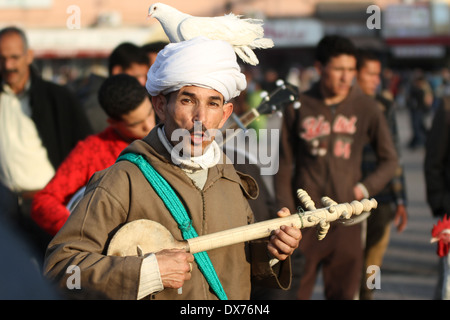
(27, 25), (168, 58)
(263, 18), (324, 48)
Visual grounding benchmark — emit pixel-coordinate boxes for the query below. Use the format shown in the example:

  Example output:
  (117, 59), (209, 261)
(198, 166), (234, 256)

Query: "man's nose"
(141, 118), (153, 134)
(1, 56), (17, 70)
(193, 106), (207, 124)
(1, 60), (12, 71)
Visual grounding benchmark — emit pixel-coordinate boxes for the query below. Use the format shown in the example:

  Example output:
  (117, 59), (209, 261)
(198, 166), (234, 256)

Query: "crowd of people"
(0, 23), (449, 301)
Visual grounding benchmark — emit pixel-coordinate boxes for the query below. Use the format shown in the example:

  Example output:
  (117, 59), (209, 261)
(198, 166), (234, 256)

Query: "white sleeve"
(137, 253), (164, 299)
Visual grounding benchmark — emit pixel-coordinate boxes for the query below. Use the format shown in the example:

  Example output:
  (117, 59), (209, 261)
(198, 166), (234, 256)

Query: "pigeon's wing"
(179, 15), (263, 46)
(179, 14), (273, 65)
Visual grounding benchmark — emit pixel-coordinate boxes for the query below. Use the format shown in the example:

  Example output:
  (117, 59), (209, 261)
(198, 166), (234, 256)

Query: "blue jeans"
(409, 108), (427, 148)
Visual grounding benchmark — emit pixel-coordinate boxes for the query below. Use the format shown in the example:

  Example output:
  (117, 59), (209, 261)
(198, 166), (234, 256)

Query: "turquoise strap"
(116, 153), (227, 300)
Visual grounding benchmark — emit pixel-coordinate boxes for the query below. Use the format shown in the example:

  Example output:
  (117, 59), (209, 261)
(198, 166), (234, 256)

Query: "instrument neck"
(220, 108), (260, 146)
(186, 214), (301, 254)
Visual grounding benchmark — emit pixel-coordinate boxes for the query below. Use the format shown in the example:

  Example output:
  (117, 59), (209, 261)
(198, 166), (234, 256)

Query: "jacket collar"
(306, 80), (363, 105)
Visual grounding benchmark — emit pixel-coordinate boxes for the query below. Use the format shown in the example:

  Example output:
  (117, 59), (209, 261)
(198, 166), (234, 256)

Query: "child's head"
(108, 42), (149, 86)
(98, 74), (155, 141)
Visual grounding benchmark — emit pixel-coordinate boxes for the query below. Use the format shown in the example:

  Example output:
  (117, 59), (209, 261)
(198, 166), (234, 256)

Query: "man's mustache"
(180, 122), (221, 142)
(2, 69), (18, 74)
(187, 123), (208, 134)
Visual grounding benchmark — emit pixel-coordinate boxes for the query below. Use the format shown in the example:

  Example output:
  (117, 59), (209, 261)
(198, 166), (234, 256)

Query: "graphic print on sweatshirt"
(300, 114), (357, 159)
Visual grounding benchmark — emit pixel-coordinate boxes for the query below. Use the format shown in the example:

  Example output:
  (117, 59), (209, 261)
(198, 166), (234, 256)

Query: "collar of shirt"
(1, 78), (31, 98)
(2, 79), (32, 116)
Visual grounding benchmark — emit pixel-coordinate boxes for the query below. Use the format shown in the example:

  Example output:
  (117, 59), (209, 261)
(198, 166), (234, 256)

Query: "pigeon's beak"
(147, 8), (153, 20)
(431, 237), (439, 243)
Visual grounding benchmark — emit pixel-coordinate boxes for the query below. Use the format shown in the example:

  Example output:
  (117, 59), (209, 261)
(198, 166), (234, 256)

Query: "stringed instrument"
(107, 189), (377, 257)
(220, 79), (300, 145)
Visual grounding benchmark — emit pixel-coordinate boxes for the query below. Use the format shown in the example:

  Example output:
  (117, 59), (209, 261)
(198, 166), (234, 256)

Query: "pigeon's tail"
(226, 13), (267, 37)
(250, 38), (274, 49)
(234, 46), (259, 66)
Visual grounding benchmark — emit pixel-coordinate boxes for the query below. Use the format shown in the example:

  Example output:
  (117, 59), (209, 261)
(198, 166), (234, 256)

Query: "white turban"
(146, 37), (247, 102)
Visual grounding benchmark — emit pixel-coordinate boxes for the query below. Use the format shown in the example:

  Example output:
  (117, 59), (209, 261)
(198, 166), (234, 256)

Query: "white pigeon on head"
(147, 2), (274, 66)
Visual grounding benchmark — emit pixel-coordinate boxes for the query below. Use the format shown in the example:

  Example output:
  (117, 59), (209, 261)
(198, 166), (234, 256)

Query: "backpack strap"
(116, 152), (227, 300)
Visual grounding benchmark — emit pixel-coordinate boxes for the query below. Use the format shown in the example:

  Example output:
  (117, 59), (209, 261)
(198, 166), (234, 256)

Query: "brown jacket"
(44, 125), (291, 300)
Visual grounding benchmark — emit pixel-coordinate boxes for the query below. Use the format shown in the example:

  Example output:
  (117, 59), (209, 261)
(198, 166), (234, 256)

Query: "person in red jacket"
(31, 74), (156, 236)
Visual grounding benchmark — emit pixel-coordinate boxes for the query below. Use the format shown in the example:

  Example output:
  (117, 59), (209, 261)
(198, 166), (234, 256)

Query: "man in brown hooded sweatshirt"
(274, 35), (397, 300)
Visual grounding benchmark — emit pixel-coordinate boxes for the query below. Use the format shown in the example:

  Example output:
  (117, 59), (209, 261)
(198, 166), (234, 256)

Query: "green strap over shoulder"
(116, 152), (227, 300)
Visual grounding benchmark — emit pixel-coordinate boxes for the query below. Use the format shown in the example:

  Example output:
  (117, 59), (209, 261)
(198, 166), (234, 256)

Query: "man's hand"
(394, 204), (408, 233)
(267, 207), (302, 261)
(155, 249), (195, 289)
(353, 184), (366, 200)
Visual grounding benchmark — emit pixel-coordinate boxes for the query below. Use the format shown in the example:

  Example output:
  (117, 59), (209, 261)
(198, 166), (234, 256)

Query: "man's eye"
(0, 55), (21, 62)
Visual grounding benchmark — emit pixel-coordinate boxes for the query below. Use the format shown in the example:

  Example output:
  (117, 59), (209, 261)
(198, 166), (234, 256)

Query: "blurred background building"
(0, 0), (448, 84)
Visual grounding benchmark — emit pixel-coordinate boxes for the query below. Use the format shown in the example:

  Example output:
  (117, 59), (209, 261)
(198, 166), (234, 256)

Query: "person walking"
(0, 26), (92, 262)
(356, 49), (408, 300)
(274, 35), (398, 299)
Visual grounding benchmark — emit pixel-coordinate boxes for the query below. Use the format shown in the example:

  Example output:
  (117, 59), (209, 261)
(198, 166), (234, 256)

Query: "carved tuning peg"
(321, 196), (337, 207)
(297, 189), (316, 211)
(317, 219), (330, 240)
(317, 196), (337, 240)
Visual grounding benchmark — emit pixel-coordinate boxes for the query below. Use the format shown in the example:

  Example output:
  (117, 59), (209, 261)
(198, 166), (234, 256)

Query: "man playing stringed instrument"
(43, 37), (301, 300)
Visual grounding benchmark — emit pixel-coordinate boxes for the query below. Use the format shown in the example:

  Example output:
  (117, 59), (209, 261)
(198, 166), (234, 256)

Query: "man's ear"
(111, 65), (124, 76)
(106, 118), (115, 126)
(26, 49), (34, 65)
(151, 95), (167, 122)
(218, 102), (234, 128)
